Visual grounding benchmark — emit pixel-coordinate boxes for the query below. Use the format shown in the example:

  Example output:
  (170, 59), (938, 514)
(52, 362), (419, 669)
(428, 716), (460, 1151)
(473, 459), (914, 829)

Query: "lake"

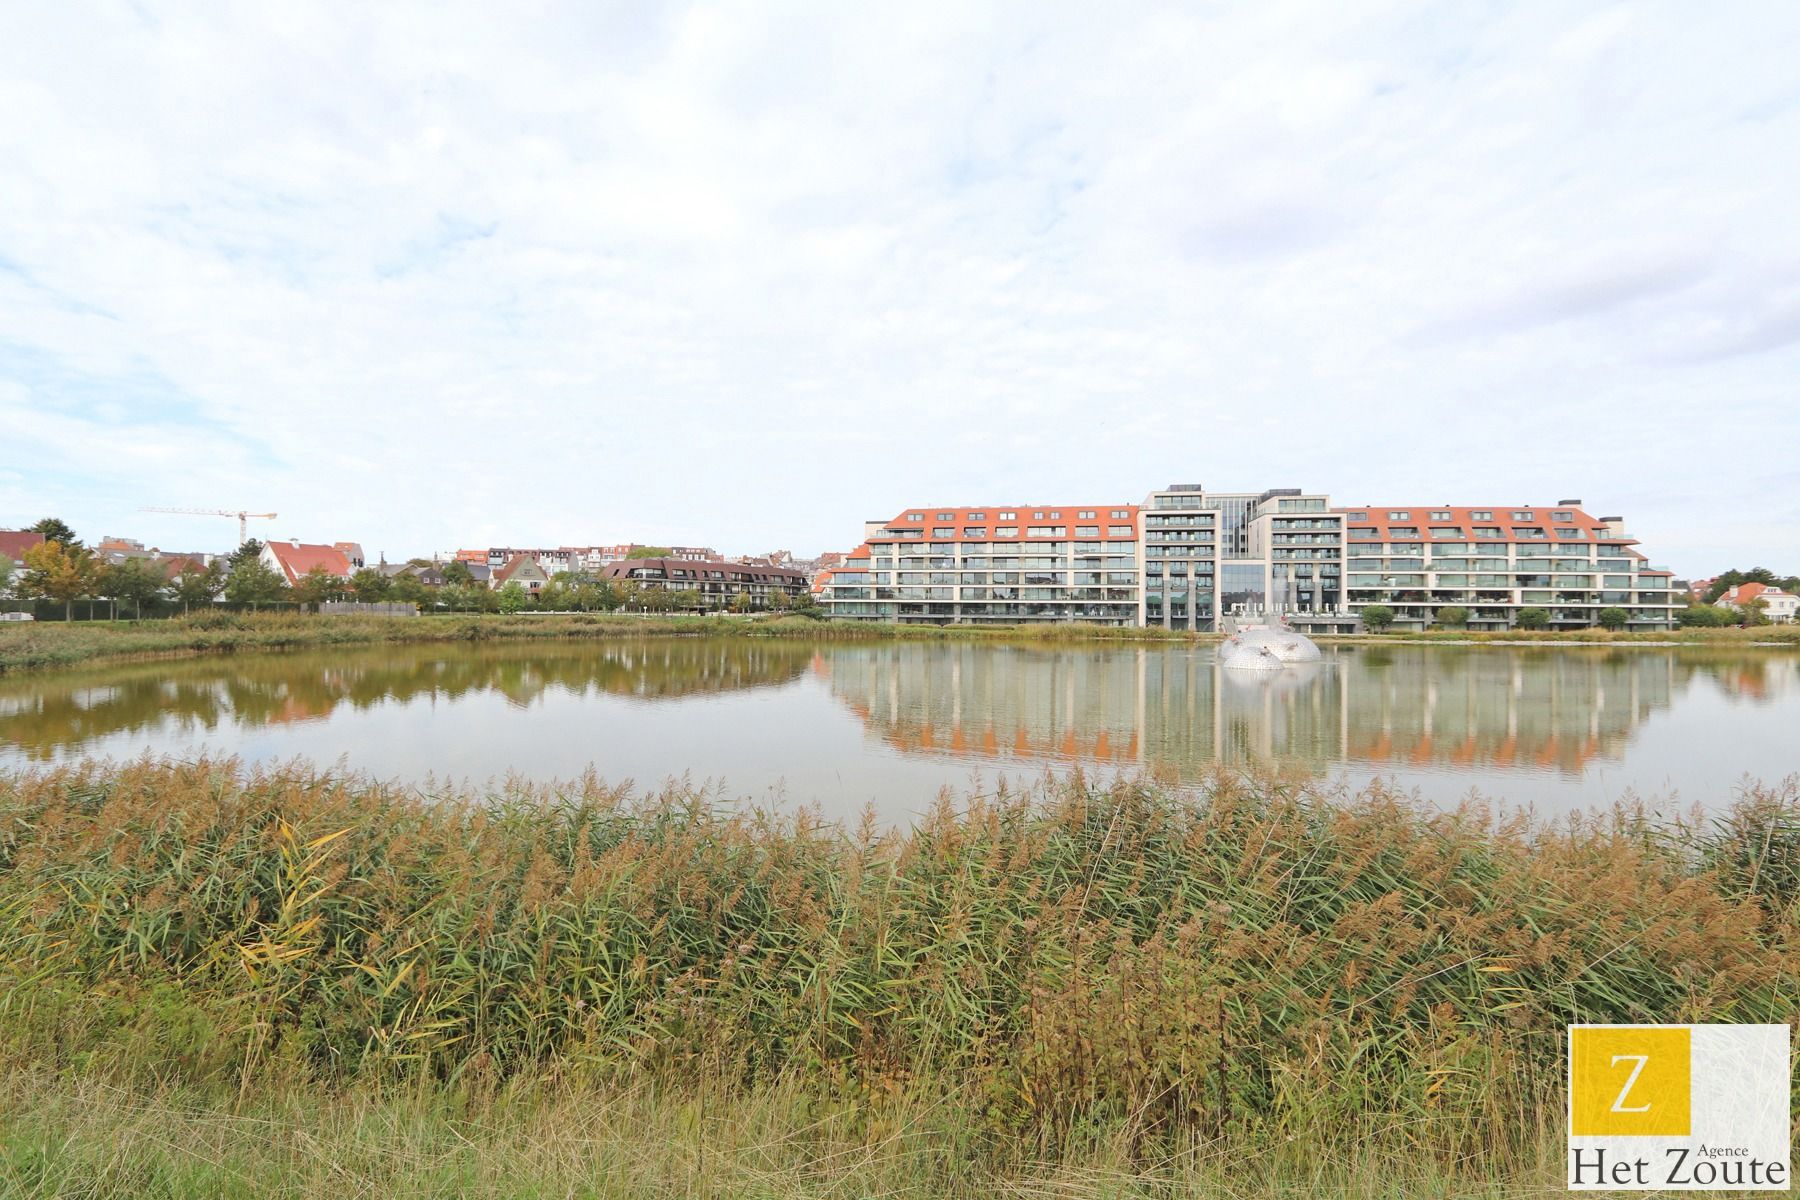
(1, 638), (1795, 820)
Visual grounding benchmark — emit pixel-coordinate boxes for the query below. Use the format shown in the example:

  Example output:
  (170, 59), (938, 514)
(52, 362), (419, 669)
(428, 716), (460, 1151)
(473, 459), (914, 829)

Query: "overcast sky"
(2, 3), (1796, 574)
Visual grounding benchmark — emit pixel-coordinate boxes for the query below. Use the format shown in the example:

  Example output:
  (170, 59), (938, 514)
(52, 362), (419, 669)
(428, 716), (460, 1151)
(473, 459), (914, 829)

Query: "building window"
(1076, 526), (1099, 538)
(1556, 528), (1584, 539)
(1078, 510), (1096, 519)
(1430, 527), (1463, 539)
(933, 527), (955, 538)
(936, 512), (955, 521)
(998, 511), (1016, 520)
(906, 513), (923, 521)
(1111, 510), (1130, 519)
(1345, 512), (1367, 521)
(1552, 511), (1574, 521)
(965, 528), (986, 539)
(1511, 511), (1533, 521)
(995, 527), (1018, 538)
(1387, 511), (1409, 520)
(966, 511), (985, 520)
(1108, 525), (1133, 537)
(1430, 511), (1453, 521)
(1470, 510), (1493, 520)
(1473, 527), (1503, 539)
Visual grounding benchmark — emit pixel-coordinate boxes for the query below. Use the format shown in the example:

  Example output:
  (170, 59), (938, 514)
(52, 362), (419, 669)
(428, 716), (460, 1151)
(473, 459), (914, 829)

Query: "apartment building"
(1340, 502), (1677, 630)
(598, 557), (807, 607)
(819, 486), (1678, 631)
(819, 504), (1143, 625)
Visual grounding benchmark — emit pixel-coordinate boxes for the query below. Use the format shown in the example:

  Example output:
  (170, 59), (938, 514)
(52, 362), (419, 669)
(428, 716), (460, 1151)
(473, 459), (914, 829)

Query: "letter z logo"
(1570, 1026), (1691, 1137)
(1609, 1054), (1651, 1113)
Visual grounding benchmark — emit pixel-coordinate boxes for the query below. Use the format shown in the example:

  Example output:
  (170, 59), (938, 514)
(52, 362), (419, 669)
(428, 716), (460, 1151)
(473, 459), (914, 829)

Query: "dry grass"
(0, 611), (1194, 674)
(1, 759), (1796, 1195)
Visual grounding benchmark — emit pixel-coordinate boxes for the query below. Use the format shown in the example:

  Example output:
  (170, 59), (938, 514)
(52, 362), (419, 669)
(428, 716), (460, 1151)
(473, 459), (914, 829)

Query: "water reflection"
(813, 644), (1800, 784)
(0, 639), (1795, 813)
(0, 640), (813, 762)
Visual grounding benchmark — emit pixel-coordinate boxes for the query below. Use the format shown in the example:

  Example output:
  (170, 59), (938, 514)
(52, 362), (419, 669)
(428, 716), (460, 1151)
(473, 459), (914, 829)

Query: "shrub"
(1677, 603), (1734, 628)
(1432, 605), (1469, 629)
(1359, 604), (1394, 633)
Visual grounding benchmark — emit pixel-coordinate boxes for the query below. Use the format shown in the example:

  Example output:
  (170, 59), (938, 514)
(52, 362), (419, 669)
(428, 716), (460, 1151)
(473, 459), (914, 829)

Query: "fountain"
(1217, 575), (1323, 672)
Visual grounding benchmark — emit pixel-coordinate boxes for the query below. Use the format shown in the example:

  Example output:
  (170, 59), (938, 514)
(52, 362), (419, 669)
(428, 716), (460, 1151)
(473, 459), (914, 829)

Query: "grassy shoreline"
(2, 759), (1795, 1196)
(2, 609), (1795, 674)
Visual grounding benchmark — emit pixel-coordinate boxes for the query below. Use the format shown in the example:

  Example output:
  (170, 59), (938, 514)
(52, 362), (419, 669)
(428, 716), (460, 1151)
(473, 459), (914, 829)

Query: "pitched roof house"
(493, 555), (550, 593)
(1720, 581), (1799, 623)
(1, 530), (46, 567)
(261, 540), (355, 586)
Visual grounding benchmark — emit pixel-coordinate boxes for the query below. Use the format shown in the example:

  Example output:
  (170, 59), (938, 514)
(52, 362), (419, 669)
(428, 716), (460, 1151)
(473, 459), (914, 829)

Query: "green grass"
(1, 759), (1796, 1195)
(0, 611), (1195, 674)
(0, 1069), (1586, 1198)
(3, 609), (1794, 676)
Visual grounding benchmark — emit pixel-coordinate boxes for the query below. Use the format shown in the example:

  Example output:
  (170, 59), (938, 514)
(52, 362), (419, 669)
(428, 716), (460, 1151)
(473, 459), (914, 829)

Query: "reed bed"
(8, 610), (1791, 676)
(0, 611), (1193, 674)
(1, 759), (1796, 1194)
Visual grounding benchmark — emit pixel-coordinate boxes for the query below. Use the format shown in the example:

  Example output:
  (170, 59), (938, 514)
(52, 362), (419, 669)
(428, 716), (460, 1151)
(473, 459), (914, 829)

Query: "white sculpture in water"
(1217, 575), (1323, 672)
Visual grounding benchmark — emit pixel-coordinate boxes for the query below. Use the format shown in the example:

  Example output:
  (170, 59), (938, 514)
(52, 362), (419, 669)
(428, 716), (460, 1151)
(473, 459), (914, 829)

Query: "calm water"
(1, 638), (1796, 820)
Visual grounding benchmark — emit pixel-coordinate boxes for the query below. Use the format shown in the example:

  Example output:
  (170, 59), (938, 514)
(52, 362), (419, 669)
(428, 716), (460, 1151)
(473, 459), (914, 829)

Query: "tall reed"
(1, 758), (1795, 1171)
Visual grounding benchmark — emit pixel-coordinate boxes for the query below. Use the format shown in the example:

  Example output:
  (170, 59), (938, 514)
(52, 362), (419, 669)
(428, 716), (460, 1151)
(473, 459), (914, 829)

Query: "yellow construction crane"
(140, 507), (278, 545)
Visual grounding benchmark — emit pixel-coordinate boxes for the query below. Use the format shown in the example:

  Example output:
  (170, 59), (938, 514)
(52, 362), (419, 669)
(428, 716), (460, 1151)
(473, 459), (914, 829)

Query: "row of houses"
(250, 539), (810, 607)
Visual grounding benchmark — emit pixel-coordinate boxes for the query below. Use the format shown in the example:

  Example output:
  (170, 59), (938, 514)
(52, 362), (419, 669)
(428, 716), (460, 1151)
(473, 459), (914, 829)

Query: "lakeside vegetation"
(2, 759), (1797, 1195)
(4, 608), (1799, 675)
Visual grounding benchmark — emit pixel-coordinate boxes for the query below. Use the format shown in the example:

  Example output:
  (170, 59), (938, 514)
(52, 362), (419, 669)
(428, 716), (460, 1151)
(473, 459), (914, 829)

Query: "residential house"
(1719, 581), (1799, 623)
(493, 554), (551, 596)
(1, 530), (46, 569)
(262, 540), (355, 586)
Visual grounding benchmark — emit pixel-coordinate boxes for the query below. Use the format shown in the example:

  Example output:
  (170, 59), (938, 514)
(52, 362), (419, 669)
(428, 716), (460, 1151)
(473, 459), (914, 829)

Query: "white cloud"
(1, 1), (1796, 574)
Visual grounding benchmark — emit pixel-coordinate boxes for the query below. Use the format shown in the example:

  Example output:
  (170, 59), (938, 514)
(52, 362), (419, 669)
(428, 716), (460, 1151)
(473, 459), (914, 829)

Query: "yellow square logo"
(1570, 1025), (1691, 1136)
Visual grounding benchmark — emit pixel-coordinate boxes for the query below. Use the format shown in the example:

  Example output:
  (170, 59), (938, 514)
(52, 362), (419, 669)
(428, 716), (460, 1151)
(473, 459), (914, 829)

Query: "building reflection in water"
(809, 644), (1757, 781)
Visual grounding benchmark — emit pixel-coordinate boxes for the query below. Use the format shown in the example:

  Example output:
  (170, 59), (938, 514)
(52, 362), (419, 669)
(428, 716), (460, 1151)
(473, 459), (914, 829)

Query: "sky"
(1, 3), (1797, 575)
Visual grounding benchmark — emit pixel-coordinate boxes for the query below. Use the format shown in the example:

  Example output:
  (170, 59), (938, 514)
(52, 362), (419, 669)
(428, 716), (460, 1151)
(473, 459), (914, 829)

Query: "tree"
(390, 574), (428, 607)
(1677, 603), (1734, 628)
(349, 568), (392, 602)
(293, 566), (347, 609)
(19, 540), (99, 620)
(730, 591), (756, 614)
(1597, 606), (1629, 631)
(1432, 605), (1469, 629)
(28, 517), (81, 550)
(229, 539), (266, 569)
(1359, 604), (1394, 634)
(788, 590), (821, 618)
(175, 560), (228, 612)
(670, 588), (703, 611)
(1515, 607), (1550, 630)
(99, 557), (168, 620)
(0, 556), (13, 597)
(1740, 596), (1770, 627)
(628, 547), (673, 560)
(225, 556), (286, 609)
(497, 581), (528, 613)
(441, 560), (475, 588)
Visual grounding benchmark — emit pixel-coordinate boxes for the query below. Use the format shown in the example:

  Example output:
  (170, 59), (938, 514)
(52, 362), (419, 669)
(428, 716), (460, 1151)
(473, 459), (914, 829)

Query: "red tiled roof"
(265, 541), (353, 585)
(869, 505), (1140, 544)
(0, 530), (46, 563)
(1333, 504), (1637, 547)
